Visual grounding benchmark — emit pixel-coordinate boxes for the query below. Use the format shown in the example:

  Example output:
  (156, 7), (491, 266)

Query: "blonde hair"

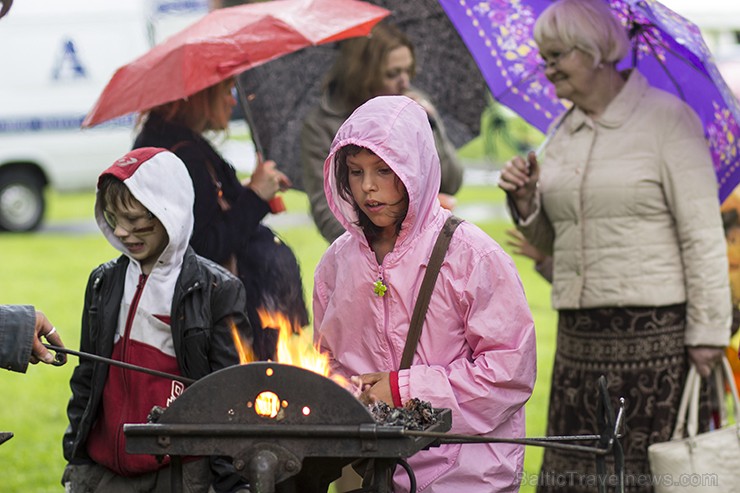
(534, 0), (630, 67)
(140, 78), (233, 132)
(324, 22), (415, 111)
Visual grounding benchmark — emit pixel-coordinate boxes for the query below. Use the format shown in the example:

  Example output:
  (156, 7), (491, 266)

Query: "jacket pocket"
(180, 327), (211, 378)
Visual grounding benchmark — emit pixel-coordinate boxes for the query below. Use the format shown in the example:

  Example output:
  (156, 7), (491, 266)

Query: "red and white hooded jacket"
(85, 147), (195, 476)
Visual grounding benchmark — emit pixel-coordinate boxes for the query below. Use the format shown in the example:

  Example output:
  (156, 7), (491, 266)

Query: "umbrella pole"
(235, 78), (265, 159)
(235, 77), (287, 213)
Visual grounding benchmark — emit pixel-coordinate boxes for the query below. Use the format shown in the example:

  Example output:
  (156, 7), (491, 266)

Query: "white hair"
(534, 0), (631, 67)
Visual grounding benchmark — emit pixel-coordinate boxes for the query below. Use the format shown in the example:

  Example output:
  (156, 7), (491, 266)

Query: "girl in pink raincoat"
(313, 95), (537, 492)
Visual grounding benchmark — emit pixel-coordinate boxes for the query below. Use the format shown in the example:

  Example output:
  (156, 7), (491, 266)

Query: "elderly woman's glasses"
(103, 210), (156, 234)
(538, 47), (577, 69)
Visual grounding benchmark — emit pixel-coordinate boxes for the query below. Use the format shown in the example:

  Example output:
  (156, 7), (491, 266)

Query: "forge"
(124, 362), (451, 493)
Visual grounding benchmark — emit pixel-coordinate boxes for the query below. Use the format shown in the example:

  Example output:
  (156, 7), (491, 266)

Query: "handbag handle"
(399, 216), (462, 370)
(672, 356), (740, 440)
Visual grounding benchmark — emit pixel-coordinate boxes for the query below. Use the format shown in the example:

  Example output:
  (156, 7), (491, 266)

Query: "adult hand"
(351, 372), (392, 406)
(438, 193), (456, 211)
(498, 151), (539, 219)
(244, 159), (292, 202)
(31, 310), (66, 366)
(505, 229), (547, 264)
(687, 346), (724, 378)
(404, 89), (440, 122)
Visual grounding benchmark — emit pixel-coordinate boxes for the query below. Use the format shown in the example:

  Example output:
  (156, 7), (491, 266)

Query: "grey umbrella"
(236, 0), (489, 190)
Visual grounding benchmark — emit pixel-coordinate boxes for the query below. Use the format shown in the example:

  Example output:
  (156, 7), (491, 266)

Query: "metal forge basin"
(124, 362), (451, 493)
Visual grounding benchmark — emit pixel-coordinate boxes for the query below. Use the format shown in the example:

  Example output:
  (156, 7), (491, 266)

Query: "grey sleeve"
(300, 116), (346, 244)
(0, 305), (35, 373)
(432, 117), (464, 195)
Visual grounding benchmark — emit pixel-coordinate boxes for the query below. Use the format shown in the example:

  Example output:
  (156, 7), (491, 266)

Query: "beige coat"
(518, 70), (731, 347)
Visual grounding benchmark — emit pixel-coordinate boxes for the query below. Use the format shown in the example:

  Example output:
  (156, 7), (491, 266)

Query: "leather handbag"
(647, 357), (740, 493)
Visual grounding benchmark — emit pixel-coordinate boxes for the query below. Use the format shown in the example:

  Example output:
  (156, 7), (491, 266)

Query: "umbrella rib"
(638, 30), (685, 102)
(632, 24), (714, 103)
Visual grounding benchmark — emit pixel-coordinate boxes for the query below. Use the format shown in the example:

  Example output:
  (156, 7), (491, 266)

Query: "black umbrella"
(237, 0), (489, 190)
(0, 0), (12, 19)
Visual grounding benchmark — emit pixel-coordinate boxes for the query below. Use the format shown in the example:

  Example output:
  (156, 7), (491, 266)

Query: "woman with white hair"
(498, 0), (731, 490)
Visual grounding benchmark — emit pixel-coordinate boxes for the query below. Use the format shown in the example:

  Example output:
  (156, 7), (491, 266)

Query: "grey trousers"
(63, 460), (214, 493)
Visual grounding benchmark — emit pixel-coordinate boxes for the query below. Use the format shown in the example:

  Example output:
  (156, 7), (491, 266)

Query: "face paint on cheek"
(131, 225), (156, 235)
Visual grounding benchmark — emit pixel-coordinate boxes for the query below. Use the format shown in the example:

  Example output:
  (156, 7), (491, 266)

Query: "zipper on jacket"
(122, 273), (148, 365)
(111, 272), (147, 474)
(376, 265), (397, 370)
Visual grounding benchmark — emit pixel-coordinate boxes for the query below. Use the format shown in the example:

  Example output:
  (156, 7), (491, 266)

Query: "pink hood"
(315, 96), (537, 492)
(324, 95), (442, 250)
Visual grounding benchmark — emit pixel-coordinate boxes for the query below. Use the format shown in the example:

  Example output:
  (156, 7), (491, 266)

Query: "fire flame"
(229, 309), (347, 388)
(231, 322), (256, 364)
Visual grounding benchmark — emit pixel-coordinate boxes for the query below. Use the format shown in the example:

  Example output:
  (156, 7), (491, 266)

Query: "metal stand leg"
(170, 456), (183, 493)
(595, 375), (625, 493)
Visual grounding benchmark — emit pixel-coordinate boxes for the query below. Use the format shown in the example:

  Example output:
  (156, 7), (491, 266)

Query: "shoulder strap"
(399, 215), (463, 370)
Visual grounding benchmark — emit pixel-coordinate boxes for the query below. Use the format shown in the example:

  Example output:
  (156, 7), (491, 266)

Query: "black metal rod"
(124, 423), (407, 438)
(403, 430), (617, 455)
(44, 344), (196, 385)
(0, 432), (13, 446)
(124, 423), (618, 455)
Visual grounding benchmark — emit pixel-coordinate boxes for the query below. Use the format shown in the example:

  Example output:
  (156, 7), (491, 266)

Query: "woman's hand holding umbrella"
(498, 151), (540, 220)
(242, 158), (292, 212)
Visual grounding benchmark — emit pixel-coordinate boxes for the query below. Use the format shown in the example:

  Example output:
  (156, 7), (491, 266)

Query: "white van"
(0, 0), (249, 231)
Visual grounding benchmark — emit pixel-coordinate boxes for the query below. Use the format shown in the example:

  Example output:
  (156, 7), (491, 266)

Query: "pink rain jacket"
(313, 96), (537, 492)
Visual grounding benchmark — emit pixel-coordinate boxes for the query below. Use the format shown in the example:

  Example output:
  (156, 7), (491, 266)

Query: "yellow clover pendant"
(373, 279), (387, 297)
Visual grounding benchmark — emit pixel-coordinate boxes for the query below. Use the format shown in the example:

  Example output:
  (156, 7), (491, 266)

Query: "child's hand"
(351, 372), (392, 405)
(505, 229), (547, 264)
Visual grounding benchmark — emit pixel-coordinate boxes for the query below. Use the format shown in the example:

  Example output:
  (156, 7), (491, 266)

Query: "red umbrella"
(82, 0), (390, 128)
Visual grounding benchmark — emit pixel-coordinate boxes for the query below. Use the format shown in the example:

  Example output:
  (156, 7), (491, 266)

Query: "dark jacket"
(63, 248), (249, 463)
(0, 305), (35, 373)
(133, 116), (308, 359)
(134, 114), (270, 266)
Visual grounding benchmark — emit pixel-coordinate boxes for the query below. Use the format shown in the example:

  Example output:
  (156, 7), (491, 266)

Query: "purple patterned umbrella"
(441, 0), (740, 202)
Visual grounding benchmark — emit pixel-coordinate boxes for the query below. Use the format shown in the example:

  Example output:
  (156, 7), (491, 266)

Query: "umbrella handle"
(235, 78), (264, 159)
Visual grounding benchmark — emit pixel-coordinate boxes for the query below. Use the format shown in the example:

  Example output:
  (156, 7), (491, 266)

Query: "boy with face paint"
(63, 147), (252, 493)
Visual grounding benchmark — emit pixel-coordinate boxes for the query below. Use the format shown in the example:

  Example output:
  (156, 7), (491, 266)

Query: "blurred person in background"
(497, 0), (731, 490)
(301, 21), (464, 244)
(133, 77), (309, 360)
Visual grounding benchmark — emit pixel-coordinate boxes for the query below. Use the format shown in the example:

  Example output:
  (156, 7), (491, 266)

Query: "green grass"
(0, 185), (556, 492)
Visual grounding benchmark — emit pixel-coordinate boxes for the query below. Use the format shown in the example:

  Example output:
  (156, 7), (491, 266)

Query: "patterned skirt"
(536, 304), (709, 493)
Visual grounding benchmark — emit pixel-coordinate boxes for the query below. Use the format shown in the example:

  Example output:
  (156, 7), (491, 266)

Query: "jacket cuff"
(396, 370), (412, 406)
(237, 187), (271, 222)
(389, 371), (402, 407)
(517, 192), (542, 228)
(0, 304), (34, 373)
